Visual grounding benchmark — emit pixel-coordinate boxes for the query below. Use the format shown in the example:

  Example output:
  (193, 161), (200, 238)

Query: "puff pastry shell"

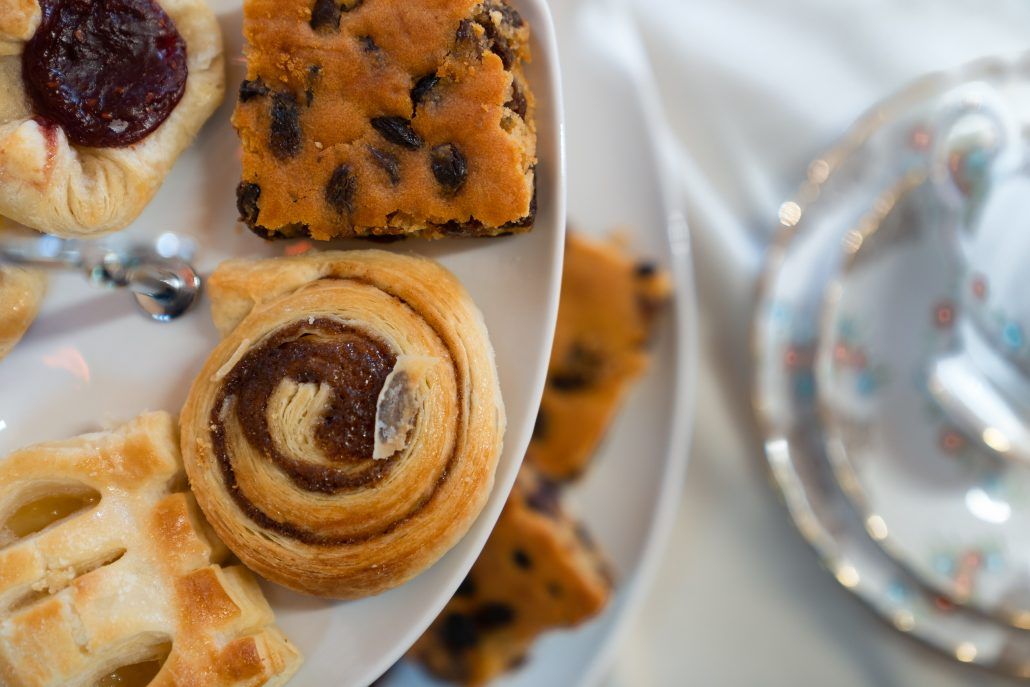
(0, 266), (44, 361)
(0, 412), (302, 687)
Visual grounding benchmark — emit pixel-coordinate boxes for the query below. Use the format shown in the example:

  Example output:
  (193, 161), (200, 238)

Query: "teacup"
(929, 83), (1030, 460)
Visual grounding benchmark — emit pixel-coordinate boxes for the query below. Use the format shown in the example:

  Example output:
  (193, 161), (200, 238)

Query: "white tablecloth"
(608, 1), (1030, 684)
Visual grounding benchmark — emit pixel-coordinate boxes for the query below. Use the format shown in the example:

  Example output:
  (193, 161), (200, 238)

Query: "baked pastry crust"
(409, 467), (612, 685)
(181, 250), (506, 599)
(0, 266), (45, 361)
(528, 232), (671, 480)
(233, 0), (536, 240)
(0, 0), (225, 237)
(0, 412), (302, 687)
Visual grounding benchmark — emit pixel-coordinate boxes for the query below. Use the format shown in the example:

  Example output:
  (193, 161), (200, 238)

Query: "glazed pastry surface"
(0, 412), (302, 687)
(0, 266), (45, 361)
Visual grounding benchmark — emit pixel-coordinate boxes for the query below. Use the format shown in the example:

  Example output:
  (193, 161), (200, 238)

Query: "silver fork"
(0, 233), (202, 321)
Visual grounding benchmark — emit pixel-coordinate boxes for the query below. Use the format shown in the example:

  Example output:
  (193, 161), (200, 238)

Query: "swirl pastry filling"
(218, 320), (397, 493)
(212, 319), (445, 545)
(181, 250), (505, 598)
(209, 309), (454, 545)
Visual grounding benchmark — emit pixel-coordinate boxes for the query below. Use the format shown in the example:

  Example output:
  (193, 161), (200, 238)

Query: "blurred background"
(606, 1), (1030, 685)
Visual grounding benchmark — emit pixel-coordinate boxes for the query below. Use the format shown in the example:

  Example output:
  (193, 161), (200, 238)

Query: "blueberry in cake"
(233, 0), (537, 240)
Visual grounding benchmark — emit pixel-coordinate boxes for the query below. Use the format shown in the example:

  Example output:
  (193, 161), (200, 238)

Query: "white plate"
(0, 1), (565, 685)
(386, 0), (698, 684)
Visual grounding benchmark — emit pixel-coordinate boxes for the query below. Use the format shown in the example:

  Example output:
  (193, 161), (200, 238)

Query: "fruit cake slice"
(409, 467), (612, 684)
(234, 0), (537, 240)
(528, 231), (671, 480)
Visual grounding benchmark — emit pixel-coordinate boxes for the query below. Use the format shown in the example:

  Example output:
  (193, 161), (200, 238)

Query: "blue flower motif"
(856, 370), (877, 396)
(838, 318), (858, 341)
(769, 301), (791, 324)
(887, 580), (909, 604)
(1002, 322), (1024, 351)
(794, 371), (815, 400)
(933, 553), (955, 577)
(985, 551), (1005, 573)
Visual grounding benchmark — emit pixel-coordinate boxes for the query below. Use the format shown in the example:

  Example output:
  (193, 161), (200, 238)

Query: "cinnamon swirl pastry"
(0, 266), (45, 361)
(181, 250), (506, 598)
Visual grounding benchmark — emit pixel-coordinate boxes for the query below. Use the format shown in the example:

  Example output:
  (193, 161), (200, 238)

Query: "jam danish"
(0, 0), (225, 237)
(0, 412), (302, 687)
(180, 250), (506, 599)
(0, 266), (45, 361)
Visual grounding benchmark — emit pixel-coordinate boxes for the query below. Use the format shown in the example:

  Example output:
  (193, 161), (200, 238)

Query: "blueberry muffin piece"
(233, 0), (536, 240)
(528, 232), (671, 481)
(408, 467), (612, 685)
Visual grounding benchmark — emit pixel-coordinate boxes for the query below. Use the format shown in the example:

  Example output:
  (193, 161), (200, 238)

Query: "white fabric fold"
(609, 1), (1030, 685)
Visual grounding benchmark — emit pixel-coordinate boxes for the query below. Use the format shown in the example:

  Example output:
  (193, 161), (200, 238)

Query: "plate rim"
(0, 0), (567, 683)
(357, 0), (568, 682)
(573, 3), (698, 685)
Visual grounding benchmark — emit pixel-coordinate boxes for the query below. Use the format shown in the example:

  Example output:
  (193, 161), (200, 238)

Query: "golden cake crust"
(527, 232), (671, 480)
(0, 413), (302, 687)
(233, 0), (536, 240)
(409, 467), (612, 685)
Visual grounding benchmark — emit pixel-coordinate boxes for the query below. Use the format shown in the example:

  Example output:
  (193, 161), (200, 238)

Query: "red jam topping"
(22, 0), (188, 148)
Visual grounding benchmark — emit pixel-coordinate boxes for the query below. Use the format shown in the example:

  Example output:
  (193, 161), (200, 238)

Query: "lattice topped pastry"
(233, 0), (536, 240)
(0, 0), (225, 237)
(0, 412), (302, 687)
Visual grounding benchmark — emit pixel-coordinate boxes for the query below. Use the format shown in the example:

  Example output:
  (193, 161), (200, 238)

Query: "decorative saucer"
(753, 52), (1030, 675)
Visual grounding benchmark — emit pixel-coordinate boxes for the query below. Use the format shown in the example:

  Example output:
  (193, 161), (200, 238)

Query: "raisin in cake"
(528, 232), (671, 480)
(409, 467), (612, 685)
(233, 0), (536, 240)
